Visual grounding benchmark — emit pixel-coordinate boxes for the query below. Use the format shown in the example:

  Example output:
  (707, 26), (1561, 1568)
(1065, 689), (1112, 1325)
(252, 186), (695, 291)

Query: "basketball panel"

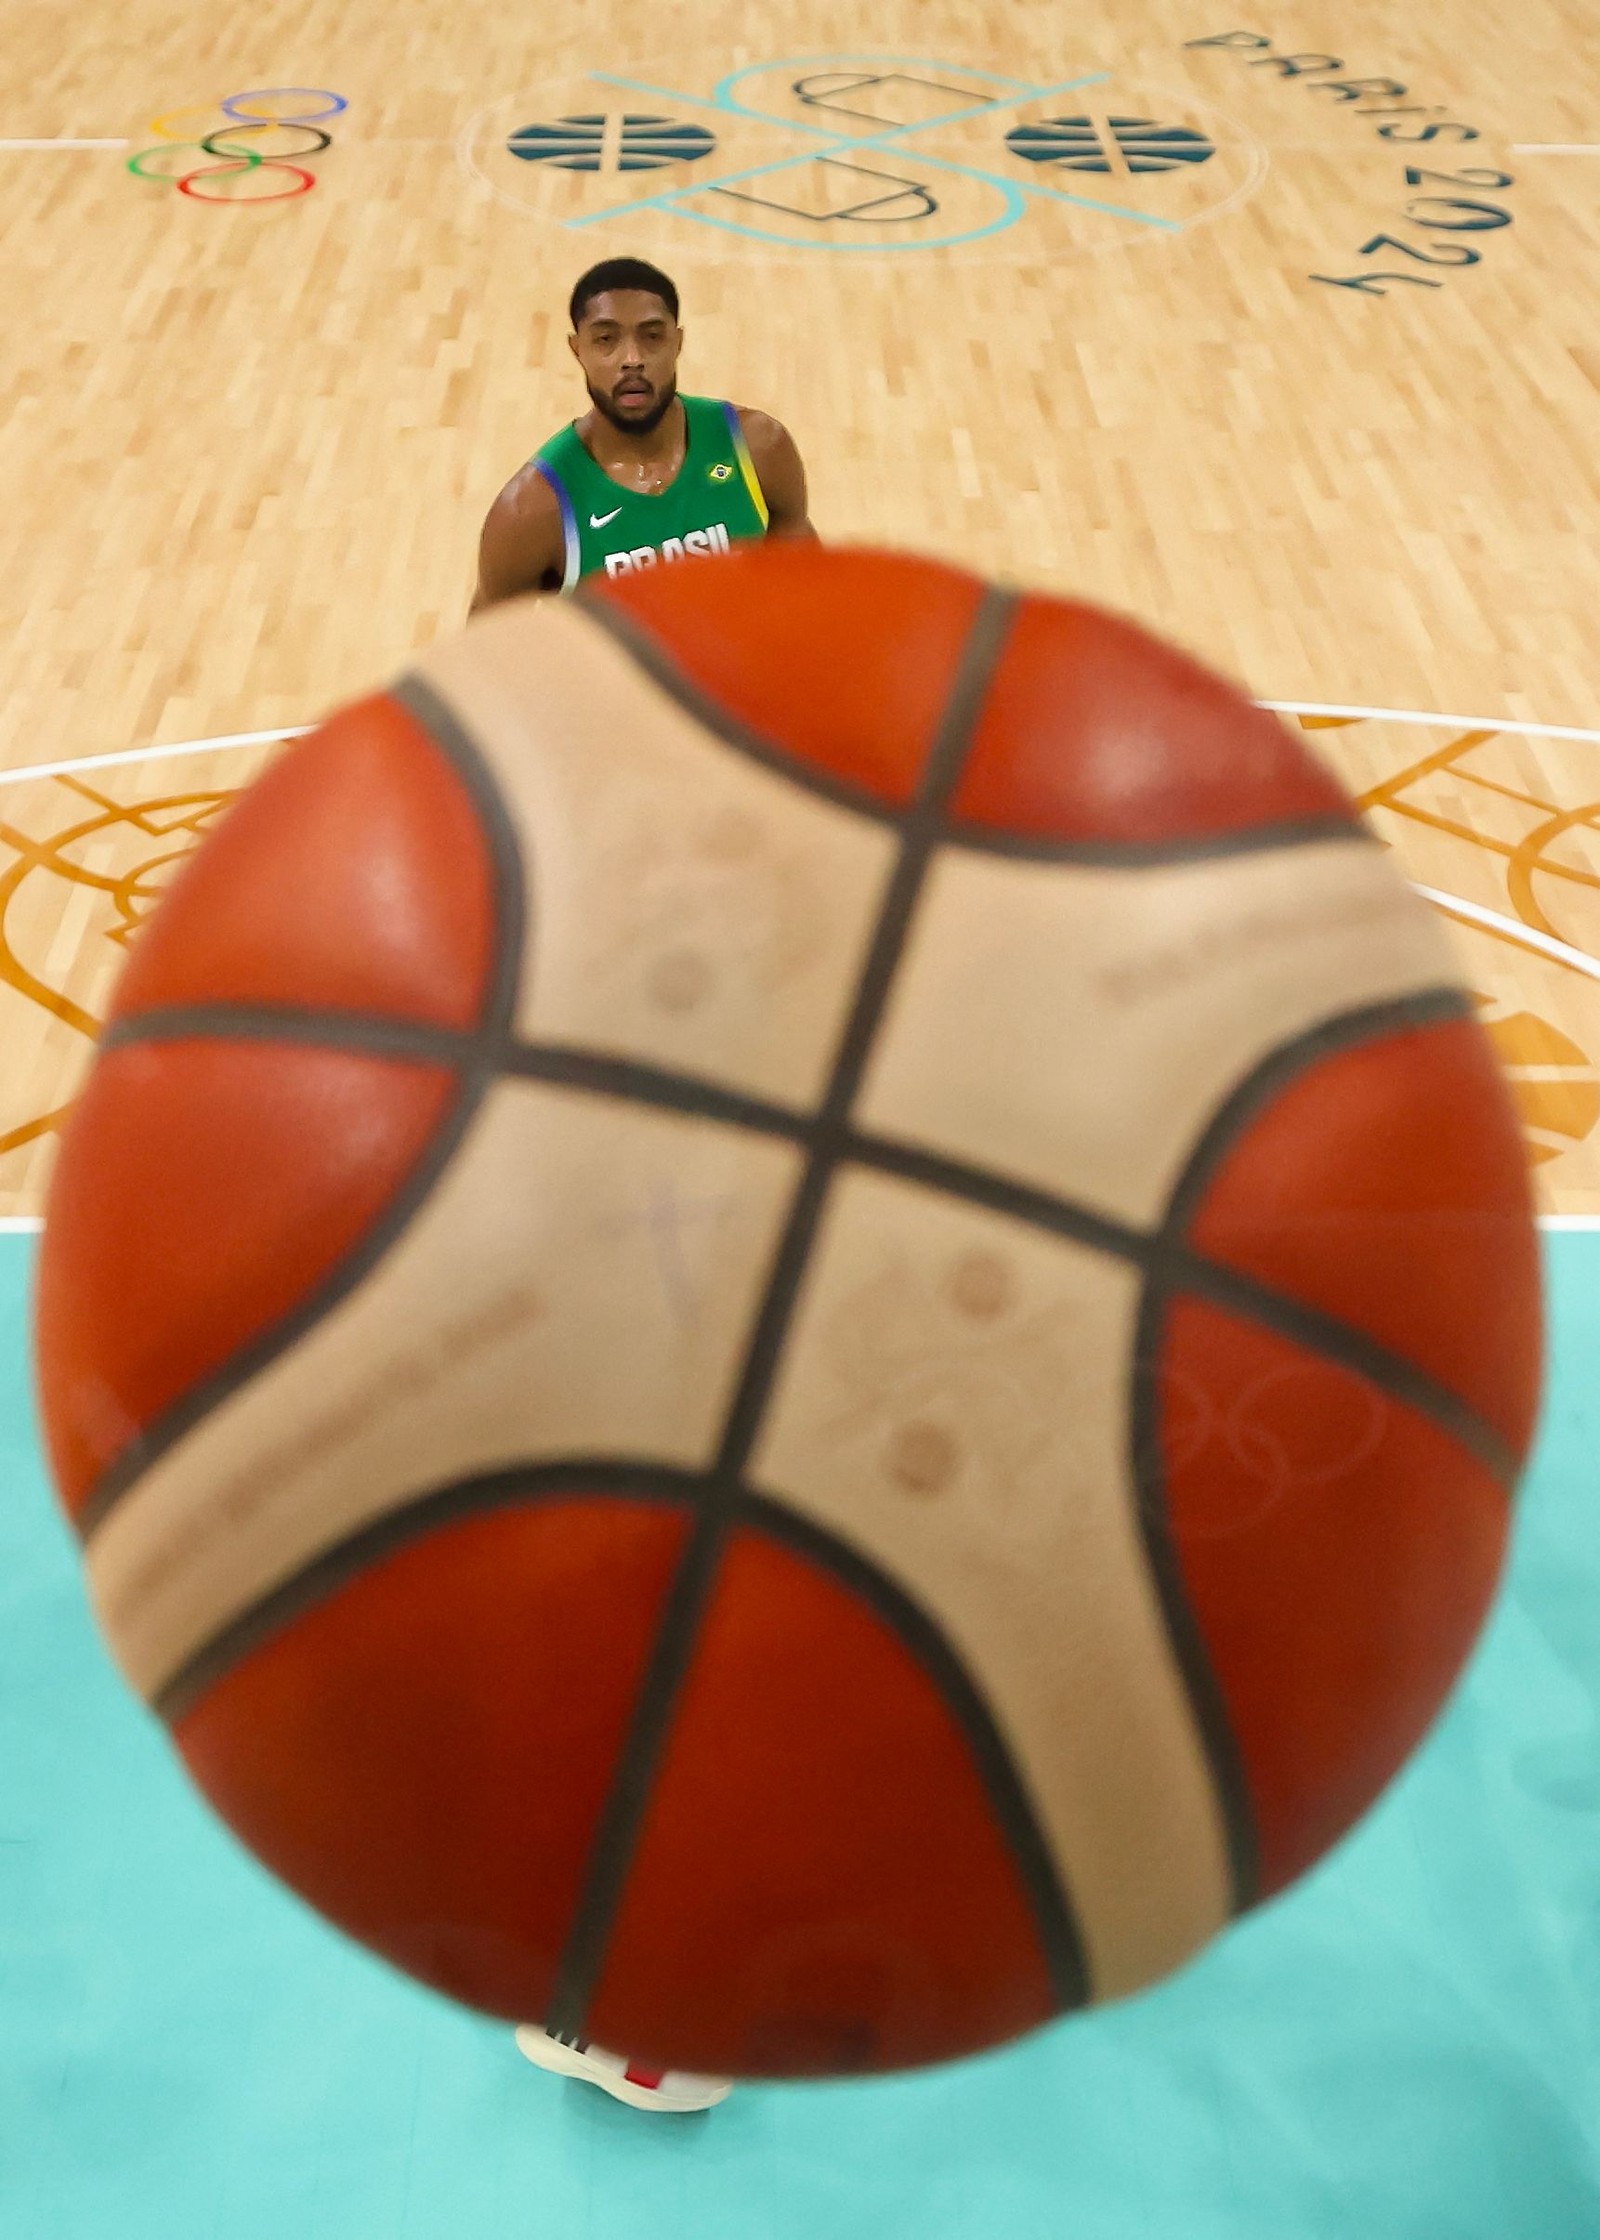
(109, 694), (499, 1029)
(585, 1524), (1058, 2077)
(36, 1040), (459, 1520)
(582, 542), (990, 807)
(416, 600), (897, 1110)
(1181, 1015), (1542, 1458)
(748, 1164), (1232, 1999)
(1155, 1294), (1510, 1895)
(83, 1077), (801, 1706)
(951, 597), (1355, 845)
(855, 837), (1457, 1229)
(174, 1494), (693, 2022)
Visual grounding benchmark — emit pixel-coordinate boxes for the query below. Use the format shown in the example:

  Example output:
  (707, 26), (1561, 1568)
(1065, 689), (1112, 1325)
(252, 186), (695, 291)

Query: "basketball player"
(471, 256), (815, 608)
(487, 256), (807, 2111)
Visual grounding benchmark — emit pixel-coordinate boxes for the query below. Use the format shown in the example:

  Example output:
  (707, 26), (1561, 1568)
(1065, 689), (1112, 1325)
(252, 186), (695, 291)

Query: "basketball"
(32, 541), (1542, 2081)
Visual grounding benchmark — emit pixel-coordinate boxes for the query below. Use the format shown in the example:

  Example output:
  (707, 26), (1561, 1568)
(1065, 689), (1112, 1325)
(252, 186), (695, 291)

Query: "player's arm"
(470, 464), (569, 613)
(737, 407), (818, 541)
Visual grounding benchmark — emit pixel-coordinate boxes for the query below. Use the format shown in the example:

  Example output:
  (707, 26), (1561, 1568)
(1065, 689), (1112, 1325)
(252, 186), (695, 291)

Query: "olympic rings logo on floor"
(125, 89), (348, 204)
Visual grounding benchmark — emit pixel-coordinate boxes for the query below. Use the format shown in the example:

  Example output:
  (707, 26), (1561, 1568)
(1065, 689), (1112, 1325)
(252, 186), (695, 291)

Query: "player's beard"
(590, 375), (677, 436)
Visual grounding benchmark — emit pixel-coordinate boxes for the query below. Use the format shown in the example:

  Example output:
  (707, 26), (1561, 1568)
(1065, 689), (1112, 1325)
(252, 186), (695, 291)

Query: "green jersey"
(532, 394), (769, 592)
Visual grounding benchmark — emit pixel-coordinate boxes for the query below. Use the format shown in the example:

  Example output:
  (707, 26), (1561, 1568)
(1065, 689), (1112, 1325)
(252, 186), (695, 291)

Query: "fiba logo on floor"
(1005, 116), (1216, 173)
(508, 114), (717, 173)
(464, 52), (1260, 259)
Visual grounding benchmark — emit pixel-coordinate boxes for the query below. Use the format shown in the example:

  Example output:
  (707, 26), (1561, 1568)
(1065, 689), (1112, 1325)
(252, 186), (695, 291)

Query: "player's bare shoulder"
(472, 460), (567, 610)
(733, 405), (801, 481)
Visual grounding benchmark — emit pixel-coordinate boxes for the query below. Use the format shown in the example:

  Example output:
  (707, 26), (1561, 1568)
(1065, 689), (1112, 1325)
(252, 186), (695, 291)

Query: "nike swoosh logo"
(590, 507), (622, 527)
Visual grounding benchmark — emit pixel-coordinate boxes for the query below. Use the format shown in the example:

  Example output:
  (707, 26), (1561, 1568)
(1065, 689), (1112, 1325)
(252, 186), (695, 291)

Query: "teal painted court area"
(2, 1232), (1597, 2240)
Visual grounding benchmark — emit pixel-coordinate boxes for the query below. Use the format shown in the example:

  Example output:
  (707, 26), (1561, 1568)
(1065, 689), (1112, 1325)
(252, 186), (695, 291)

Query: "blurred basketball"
(32, 542), (1542, 2079)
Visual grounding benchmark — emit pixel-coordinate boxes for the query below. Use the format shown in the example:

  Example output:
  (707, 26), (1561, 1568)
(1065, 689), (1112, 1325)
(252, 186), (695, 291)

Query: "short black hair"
(568, 258), (679, 329)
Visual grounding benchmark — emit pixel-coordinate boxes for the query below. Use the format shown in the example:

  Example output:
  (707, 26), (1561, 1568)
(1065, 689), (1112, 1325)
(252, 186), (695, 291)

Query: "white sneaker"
(514, 2024), (733, 2113)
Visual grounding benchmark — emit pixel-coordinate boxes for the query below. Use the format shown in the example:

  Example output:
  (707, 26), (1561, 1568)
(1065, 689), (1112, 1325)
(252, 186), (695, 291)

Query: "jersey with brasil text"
(532, 395), (769, 592)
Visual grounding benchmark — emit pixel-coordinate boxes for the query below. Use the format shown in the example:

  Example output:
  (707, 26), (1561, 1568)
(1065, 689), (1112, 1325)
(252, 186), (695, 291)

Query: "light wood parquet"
(4, 0), (1600, 1213)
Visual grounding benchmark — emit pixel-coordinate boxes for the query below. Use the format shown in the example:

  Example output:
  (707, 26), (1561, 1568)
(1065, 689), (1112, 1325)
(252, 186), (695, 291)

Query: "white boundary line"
(0, 726), (311, 789)
(1413, 886), (1600, 982)
(1259, 698), (1600, 743)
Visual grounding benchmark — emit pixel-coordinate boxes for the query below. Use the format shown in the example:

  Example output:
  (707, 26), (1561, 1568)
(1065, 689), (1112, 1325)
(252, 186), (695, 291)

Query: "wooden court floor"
(4, 0), (1600, 1219)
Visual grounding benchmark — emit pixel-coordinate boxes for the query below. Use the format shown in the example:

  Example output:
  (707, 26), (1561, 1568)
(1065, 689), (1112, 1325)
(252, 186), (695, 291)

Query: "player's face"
(571, 291), (683, 434)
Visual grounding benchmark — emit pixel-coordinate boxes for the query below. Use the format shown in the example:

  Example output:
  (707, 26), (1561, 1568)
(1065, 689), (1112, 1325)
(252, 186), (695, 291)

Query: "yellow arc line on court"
(1, 706), (1597, 982)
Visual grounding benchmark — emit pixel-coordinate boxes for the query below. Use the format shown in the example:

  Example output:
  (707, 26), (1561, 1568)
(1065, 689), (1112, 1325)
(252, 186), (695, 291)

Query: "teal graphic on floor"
(2, 1230), (1596, 2239)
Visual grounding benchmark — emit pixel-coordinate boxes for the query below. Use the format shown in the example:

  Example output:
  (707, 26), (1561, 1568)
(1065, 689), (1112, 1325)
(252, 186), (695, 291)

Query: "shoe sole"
(514, 2026), (731, 2113)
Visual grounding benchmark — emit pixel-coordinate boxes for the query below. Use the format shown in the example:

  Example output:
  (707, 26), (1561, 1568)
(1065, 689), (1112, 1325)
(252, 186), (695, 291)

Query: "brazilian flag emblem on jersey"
(709, 462), (733, 481)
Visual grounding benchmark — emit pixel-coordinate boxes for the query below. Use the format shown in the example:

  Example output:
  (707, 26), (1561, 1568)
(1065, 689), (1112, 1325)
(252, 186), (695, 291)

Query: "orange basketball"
(33, 544), (1542, 2079)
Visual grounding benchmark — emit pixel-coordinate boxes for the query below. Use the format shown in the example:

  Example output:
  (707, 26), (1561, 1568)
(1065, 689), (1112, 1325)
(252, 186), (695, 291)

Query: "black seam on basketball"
(389, 669), (529, 1035)
(572, 596), (1362, 872)
(732, 1488), (1090, 2009)
(538, 1489), (733, 2043)
(1161, 987), (1475, 1239)
(75, 683), (529, 1544)
(846, 1131), (1516, 1487)
(1118, 982), (1502, 1921)
(1152, 979), (1516, 1483)
(848, 1135), (1144, 1266)
(1126, 1274), (1260, 1912)
(571, 593), (904, 823)
(150, 1459), (707, 1724)
(88, 1024), (1516, 1497)
(100, 1003), (481, 1064)
(542, 587), (1023, 2041)
(100, 1008), (810, 1143)
(91, 1007), (1516, 1501)
(714, 598), (1023, 1485)
(499, 1041), (805, 1137)
(75, 1068), (493, 1546)
(1120, 1237), (1513, 1915)
(940, 812), (1370, 867)
(1164, 1248), (1514, 1481)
